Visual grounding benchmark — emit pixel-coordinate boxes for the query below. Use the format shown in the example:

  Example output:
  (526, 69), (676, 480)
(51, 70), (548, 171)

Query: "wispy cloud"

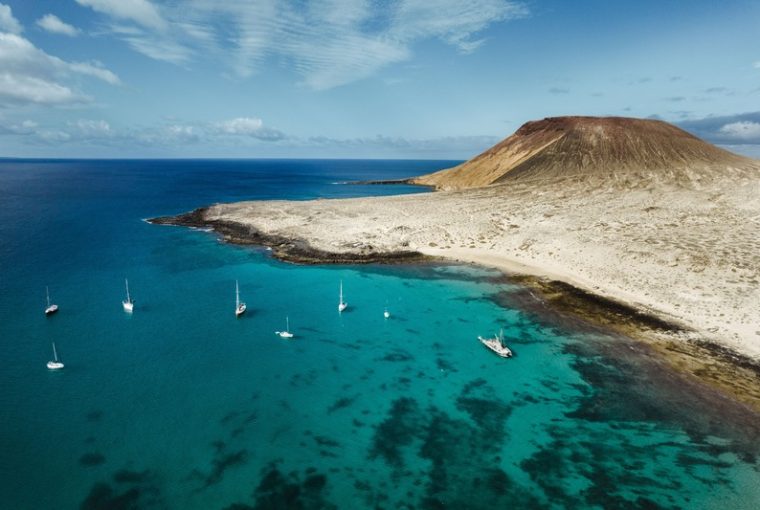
(1, 113), (498, 158)
(0, 3), (21, 34)
(548, 87), (569, 94)
(79, 0), (528, 89)
(76, 0), (167, 30)
(305, 133), (501, 156)
(703, 86), (733, 96)
(36, 14), (81, 37)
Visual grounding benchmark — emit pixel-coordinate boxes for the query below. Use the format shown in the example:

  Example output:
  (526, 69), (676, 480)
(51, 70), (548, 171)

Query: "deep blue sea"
(1, 159), (758, 510)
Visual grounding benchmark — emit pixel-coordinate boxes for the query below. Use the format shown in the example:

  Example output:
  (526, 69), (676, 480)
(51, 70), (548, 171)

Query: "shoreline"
(150, 208), (429, 265)
(149, 209), (760, 413)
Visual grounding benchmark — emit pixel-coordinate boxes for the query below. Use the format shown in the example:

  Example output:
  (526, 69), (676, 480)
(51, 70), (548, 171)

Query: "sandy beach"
(164, 171), (760, 363)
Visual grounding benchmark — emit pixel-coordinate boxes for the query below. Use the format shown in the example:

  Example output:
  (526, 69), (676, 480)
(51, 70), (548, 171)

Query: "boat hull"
(45, 305), (58, 315)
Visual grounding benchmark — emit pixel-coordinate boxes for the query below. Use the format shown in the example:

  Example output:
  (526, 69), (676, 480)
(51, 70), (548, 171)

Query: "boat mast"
(339, 280), (343, 303)
(236, 280), (240, 308)
(286, 316), (289, 332)
(125, 279), (131, 302)
(52, 342), (58, 362)
(46, 286), (51, 307)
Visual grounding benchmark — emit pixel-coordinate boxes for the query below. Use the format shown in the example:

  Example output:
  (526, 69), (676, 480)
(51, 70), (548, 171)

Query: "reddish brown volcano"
(413, 116), (758, 190)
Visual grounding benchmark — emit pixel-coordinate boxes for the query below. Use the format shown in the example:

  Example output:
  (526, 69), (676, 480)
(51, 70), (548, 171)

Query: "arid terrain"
(153, 116), (760, 368)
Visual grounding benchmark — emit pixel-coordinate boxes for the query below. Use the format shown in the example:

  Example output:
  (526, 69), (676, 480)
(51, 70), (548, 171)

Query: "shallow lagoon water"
(0, 159), (758, 509)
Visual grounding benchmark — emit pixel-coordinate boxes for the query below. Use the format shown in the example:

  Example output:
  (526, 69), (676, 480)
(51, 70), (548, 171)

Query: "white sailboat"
(338, 280), (347, 312)
(478, 328), (513, 358)
(47, 342), (64, 370)
(122, 278), (134, 313)
(384, 307), (390, 319)
(276, 316), (294, 338)
(44, 286), (58, 316)
(235, 280), (246, 317)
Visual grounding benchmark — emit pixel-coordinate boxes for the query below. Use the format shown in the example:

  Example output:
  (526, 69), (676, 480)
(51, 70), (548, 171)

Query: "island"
(151, 116), (760, 409)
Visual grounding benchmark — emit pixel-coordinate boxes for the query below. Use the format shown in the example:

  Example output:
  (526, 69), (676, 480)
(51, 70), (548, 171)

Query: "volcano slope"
(154, 117), (760, 366)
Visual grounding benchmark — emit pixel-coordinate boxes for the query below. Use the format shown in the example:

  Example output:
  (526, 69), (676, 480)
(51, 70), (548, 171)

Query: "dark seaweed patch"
(80, 452), (106, 467)
(313, 435), (340, 448)
(455, 396), (512, 437)
(369, 397), (421, 467)
(113, 469), (150, 484)
(327, 394), (359, 413)
(221, 411), (241, 425)
(86, 410), (103, 423)
(563, 338), (760, 460)
(223, 465), (337, 510)
(80, 483), (140, 510)
(436, 357), (457, 373)
(377, 350), (414, 362)
(204, 450), (249, 488)
(80, 471), (162, 510)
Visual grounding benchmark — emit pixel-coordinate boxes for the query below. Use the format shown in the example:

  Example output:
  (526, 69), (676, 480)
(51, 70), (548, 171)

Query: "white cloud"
(0, 72), (87, 105)
(719, 121), (760, 141)
(37, 14), (80, 37)
(0, 31), (119, 107)
(0, 3), (22, 34)
(0, 118), (38, 134)
(213, 117), (285, 140)
(215, 117), (263, 135)
(166, 124), (198, 142)
(80, 0), (528, 89)
(71, 119), (111, 136)
(76, 0), (166, 30)
(753, 61), (760, 69)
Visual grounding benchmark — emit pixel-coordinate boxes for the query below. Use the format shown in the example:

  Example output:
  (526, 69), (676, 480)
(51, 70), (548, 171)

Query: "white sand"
(206, 174), (760, 359)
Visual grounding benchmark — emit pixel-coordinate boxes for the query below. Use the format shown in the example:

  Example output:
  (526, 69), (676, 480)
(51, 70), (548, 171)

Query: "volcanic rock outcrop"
(412, 116), (757, 190)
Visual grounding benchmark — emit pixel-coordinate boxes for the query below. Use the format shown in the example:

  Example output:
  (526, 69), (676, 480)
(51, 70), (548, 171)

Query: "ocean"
(0, 159), (758, 509)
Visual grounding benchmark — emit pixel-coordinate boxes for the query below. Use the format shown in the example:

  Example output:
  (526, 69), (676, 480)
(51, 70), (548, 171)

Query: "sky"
(0, 0), (758, 159)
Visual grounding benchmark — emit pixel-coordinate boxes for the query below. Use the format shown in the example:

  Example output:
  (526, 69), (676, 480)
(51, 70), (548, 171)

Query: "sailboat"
(338, 280), (347, 312)
(478, 328), (513, 358)
(383, 307), (390, 319)
(44, 286), (58, 316)
(235, 280), (246, 317)
(122, 278), (134, 313)
(47, 342), (64, 370)
(275, 316), (294, 338)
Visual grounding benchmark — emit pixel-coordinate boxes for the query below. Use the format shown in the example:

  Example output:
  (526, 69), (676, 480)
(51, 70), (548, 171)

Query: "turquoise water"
(1, 159), (758, 509)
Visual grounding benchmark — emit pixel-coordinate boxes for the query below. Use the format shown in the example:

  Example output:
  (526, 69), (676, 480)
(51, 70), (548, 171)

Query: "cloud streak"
(76, 0), (166, 30)
(1, 114), (497, 158)
(37, 14), (81, 37)
(79, 0), (528, 89)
